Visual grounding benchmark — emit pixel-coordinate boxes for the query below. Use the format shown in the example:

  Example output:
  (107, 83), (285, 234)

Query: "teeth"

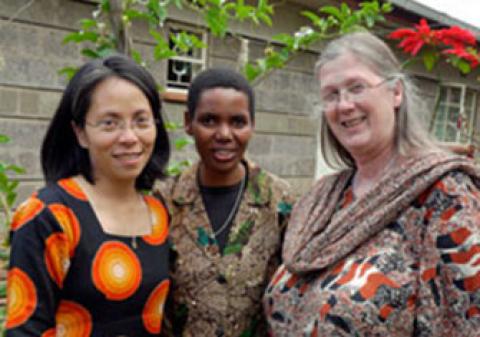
(343, 117), (364, 128)
(116, 153), (140, 159)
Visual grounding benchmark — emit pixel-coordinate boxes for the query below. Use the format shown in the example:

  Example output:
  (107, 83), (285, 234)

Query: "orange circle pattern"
(10, 196), (44, 232)
(48, 203), (81, 256)
(92, 241), (142, 301)
(6, 268), (37, 329)
(58, 178), (88, 201)
(45, 233), (71, 288)
(142, 279), (170, 334)
(142, 196), (168, 246)
(55, 300), (92, 337)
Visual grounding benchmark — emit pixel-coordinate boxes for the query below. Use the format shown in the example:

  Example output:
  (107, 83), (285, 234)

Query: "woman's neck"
(199, 162), (246, 187)
(352, 146), (399, 197)
(75, 175), (139, 202)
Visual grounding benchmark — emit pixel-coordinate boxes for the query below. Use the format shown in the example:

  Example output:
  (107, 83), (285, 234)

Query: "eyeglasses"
(320, 77), (396, 111)
(85, 116), (157, 134)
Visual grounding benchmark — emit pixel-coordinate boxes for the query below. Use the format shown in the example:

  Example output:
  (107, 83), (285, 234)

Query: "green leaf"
(79, 19), (97, 30)
(0, 135), (10, 144)
(100, 0), (110, 12)
(257, 12), (272, 26)
(205, 7), (228, 37)
(173, 0), (183, 9)
(81, 48), (100, 59)
(0, 280), (6, 297)
(58, 67), (78, 80)
(422, 50), (439, 71)
(243, 63), (262, 82)
(5, 165), (25, 174)
(154, 45), (176, 60)
(63, 31), (98, 44)
(6, 190), (17, 207)
(164, 121), (182, 131)
(131, 49), (144, 65)
(320, 6), (342, 20)
(457, 59), (472, 74)
(272, 33), (294, 48)
(174, 137), (193, 150)
(381, 2), (393, 13)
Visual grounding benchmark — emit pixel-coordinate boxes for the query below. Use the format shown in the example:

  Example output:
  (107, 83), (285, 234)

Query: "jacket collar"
(171, 158), (272, 207)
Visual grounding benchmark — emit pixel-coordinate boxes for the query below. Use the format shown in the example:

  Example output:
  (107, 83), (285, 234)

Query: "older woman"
(264, 32), (480, 336)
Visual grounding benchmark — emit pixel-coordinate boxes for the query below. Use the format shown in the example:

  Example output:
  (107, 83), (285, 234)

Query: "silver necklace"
(212, 174), (246, 237)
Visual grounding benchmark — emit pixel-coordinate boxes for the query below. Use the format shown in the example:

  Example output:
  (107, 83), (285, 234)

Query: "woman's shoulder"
(10, 177), (86, 233)
(246, 160), (292, 196)
(419, 169), (480, 205)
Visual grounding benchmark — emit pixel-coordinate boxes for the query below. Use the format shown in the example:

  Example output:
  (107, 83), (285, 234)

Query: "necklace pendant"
(131, 236), (137, 249)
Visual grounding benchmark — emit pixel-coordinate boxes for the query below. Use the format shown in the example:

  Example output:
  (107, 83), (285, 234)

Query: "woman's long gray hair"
(315, 31), (440, 169)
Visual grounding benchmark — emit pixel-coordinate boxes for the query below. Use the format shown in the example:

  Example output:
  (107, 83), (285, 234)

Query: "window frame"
(432, 82), (478, 144)
(162, 22), (208, 103)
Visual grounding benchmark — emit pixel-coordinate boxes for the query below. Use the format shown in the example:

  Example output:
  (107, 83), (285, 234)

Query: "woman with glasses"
(6, 55), (171, 336)
(264, 32), (480, 336)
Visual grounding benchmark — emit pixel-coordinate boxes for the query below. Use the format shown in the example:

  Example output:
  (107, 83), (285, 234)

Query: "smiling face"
(73, 76), (157, 186)
(319, 52), (403, 160)
(185, 87), (253, 186)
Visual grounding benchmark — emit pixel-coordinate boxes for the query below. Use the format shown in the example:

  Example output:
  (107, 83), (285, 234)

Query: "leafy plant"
(0, 134), (25, 332)
(245, 1), (393, 83)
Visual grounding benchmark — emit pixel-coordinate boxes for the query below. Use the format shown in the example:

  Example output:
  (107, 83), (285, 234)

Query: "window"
(432, 84), (478, 144)
(166, 25), (207, 92)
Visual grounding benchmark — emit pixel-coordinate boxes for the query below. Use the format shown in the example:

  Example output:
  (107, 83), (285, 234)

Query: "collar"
(171, 158), (272, 207)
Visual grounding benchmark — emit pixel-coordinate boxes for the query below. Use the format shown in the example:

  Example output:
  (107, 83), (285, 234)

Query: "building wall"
(0, 0), (320, 206)
(1, 0), (479, 208)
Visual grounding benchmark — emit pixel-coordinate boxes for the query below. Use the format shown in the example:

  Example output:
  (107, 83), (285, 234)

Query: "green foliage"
(0, 135), (25, 233)
(0, 134), (25, 332)
(244, 0), (392, 82)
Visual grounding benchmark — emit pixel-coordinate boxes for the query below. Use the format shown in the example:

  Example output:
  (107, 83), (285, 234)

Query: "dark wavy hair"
(41, 54), (170, 189)
(187, 67), (255, 122)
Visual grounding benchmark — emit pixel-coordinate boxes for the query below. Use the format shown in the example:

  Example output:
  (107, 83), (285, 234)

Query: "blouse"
(6, 177), (170, 336)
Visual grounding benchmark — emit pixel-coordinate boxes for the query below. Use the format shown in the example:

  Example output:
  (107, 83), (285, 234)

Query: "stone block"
(251, 154), (315, 177)
(0, 0), (92, 30)
(0, 119), (48, 177)
(0, 22), (82, 88)
(0, 87), (18, 114)
(248, 135), (272, 155)
(37, 90), (62, 118)
(19, 90), (39, 115)
(272, 135), (316, 158)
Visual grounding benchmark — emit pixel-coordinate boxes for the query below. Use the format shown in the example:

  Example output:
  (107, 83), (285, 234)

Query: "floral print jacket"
(154, 160), (294, 337)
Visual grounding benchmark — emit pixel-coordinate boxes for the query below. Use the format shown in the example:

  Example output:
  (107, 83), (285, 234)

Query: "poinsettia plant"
(388, 18), (479, 75)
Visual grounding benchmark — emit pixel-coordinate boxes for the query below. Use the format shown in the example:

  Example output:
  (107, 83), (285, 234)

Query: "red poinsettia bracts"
(388, 19), (439, 56)
(436, 26), (477, 48)
(389, 18), (479, 69)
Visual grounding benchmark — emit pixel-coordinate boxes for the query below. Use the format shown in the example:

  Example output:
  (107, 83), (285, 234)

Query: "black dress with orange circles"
(6, 177), (170, 337)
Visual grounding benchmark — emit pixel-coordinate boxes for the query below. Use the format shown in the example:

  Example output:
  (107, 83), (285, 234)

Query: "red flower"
(436, 26), (477, 48)
(388, 19), (438, 56)
(443, 47), (480, 68)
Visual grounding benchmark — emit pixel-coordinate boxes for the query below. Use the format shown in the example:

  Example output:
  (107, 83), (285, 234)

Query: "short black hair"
(187, 67), (255, 122)
(41, 54), (170, 190)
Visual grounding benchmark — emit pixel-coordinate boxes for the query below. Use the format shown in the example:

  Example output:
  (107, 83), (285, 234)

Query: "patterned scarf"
(283, 151), (480, 274)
